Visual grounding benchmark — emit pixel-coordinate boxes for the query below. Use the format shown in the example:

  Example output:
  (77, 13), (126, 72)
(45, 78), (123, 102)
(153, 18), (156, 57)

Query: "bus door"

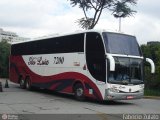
(85, 32), (106, 85)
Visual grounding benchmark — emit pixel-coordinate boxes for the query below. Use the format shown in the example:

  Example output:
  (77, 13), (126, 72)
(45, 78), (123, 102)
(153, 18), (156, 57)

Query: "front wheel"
(74, 83), (85, 101)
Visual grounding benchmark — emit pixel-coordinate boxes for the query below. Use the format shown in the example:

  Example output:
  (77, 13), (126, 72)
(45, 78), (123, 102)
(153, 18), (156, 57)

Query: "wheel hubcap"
(76, 88), (83, 96)
(20, 80), (24, 86)
(26, 81), (29, 89)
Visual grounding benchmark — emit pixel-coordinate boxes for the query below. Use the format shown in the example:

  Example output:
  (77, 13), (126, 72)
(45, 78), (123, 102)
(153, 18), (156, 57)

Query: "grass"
(144, 88), (160, 96)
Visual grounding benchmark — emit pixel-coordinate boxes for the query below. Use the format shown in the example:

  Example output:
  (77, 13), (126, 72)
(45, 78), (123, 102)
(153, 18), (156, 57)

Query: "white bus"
(10, 29), (155, 101)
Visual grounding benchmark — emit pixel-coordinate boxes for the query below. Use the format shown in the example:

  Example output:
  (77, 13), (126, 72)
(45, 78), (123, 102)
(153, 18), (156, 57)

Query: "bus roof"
(11, 29), (134, 45)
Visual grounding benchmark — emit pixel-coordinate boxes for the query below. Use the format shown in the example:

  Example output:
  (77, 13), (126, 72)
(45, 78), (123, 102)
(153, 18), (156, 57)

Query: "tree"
(69, 0), (137, 29)
(0, 39), (11, 78)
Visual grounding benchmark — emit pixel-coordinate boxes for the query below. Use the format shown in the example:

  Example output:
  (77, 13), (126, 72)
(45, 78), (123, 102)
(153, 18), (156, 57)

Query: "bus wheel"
(74, 83), (85, 101)
(25, 77), (32, 90)
(20, 78), (25, 89)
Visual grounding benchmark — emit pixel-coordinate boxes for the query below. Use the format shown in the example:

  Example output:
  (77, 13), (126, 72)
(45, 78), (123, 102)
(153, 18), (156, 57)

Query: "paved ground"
(0, 79), (160, 120)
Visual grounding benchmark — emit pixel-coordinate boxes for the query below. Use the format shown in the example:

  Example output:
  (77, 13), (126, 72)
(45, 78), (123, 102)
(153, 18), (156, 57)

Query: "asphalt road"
(0, 79), (160, 120)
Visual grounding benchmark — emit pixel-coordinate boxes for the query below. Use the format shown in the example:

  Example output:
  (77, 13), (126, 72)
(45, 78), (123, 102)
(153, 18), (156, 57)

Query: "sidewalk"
(0, 78), (14, 85)
(0, 78), (18, 92)
(143, 96), (160, 100)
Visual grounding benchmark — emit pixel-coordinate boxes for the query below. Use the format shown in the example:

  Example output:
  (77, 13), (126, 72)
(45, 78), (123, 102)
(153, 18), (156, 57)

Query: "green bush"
(0, 40), (10, 78)
(141, 43), (160, 90)
(144, 88), (160, 96)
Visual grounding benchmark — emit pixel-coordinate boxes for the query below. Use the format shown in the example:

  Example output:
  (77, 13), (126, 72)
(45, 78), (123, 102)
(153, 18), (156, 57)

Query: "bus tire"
(74, 83), (85, 101)
(19, 77), (25, 89)
(25, 77), (32, 90)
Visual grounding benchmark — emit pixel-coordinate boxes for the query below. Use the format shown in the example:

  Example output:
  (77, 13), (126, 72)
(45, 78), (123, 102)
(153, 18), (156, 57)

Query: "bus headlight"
(108, 88), (119, 93)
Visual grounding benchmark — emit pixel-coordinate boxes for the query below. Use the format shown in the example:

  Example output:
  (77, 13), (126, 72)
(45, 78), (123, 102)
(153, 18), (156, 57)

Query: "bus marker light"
(74, 62), (80, 66)
(83, 64), (86, 70)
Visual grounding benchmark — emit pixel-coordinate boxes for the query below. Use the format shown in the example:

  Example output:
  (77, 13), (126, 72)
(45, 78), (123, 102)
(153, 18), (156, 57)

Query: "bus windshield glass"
(108, 57), (143, 85)
(103, 32), (141, 56)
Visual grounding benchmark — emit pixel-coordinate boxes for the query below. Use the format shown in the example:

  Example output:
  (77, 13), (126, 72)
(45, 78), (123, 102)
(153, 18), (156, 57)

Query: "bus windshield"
(103, 32), (142, 56)
(108, 57), (143, 85)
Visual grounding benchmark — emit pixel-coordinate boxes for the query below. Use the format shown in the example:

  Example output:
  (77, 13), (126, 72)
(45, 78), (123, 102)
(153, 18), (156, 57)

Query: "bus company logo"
(2, 114), (7, 120)
(28, 56), (49, 65)
(28, 57), (36, 65)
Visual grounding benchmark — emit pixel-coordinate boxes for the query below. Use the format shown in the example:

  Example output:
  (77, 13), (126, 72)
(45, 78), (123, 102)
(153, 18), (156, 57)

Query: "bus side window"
(86, 32), (106, 82)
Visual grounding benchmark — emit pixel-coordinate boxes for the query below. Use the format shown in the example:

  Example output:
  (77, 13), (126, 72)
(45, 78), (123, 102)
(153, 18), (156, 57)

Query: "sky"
(0, 0), (160, 44)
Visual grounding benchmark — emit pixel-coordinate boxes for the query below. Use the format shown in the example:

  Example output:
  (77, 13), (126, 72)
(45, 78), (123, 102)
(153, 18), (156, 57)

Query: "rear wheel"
(19, 78), (25, 89)
(25, 77), (32, 90)
(74, 83), (85, 101)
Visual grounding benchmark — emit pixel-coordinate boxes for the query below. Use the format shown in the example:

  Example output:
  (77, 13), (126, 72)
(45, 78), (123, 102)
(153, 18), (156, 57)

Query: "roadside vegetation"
(0, 39), (10, 78)
(141, 42), (160, 96)
(144, 89), (160, 96)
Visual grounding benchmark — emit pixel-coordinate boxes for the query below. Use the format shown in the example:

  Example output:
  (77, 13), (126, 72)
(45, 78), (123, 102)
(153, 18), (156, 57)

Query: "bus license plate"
(127, 96), (134, 99)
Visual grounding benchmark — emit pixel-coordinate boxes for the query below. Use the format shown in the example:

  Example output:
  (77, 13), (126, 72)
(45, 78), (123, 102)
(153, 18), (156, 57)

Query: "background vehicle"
(10, 30), (155, 101)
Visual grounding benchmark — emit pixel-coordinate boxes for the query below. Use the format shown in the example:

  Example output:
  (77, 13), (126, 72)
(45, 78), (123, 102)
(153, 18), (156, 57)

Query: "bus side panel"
(10, 55), (25, 83)
(9, 55), (104, 101)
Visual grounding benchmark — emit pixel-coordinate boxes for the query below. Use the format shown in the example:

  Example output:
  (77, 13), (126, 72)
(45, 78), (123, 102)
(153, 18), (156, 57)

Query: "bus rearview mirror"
(146, 58), (155, 73)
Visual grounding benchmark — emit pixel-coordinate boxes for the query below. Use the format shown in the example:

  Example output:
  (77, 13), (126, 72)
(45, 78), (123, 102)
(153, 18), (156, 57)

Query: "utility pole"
(118, 12), (123, 32)
(119, 17), (121, 32)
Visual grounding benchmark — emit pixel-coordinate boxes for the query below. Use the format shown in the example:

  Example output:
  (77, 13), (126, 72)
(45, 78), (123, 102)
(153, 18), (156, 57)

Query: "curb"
(143, 96), (160, 100)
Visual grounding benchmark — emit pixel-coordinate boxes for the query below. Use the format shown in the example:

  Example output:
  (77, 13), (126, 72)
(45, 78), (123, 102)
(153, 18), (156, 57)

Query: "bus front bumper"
(104, 89), (144, 100)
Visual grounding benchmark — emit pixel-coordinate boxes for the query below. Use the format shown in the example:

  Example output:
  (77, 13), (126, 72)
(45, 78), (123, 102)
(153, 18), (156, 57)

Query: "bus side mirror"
(146, 58), (155, 73)
(106, 54), (115, 71)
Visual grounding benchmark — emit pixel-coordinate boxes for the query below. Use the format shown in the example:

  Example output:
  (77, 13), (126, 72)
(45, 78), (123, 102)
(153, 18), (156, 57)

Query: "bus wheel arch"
(73, 81), (85, 101)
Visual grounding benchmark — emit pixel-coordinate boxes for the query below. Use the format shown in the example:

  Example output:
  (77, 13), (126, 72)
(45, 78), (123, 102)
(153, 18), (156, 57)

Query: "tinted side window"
(11, 33), (84, 55)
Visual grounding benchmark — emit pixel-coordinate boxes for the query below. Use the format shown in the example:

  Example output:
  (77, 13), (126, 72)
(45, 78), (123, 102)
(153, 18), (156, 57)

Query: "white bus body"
(10, 30), (155, 101)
